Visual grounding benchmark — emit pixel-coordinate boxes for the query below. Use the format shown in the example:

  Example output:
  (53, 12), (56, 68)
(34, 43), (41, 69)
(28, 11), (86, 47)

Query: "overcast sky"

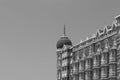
(0, 0), (120, 80)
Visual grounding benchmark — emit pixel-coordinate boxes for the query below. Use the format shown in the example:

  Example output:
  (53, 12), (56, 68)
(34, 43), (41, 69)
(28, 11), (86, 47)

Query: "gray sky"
(0, 0), (120, 80)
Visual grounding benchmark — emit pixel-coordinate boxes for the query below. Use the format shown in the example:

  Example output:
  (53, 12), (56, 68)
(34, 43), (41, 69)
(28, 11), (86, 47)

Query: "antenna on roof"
(64, 24), (66, 36)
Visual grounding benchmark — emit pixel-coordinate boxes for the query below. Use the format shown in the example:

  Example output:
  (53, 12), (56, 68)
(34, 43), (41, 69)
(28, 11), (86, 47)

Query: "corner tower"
(56, 25), (72, 49)
(56, 25), (72, 80)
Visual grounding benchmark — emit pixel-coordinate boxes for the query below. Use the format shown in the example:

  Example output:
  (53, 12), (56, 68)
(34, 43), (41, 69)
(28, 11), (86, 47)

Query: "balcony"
(80, 57), (86, 61)
(73, 65), (79, 74)
(87, 52), (93, 58)
(93, 74), (99, 80)
(93, 60), (100, 68)
(85, 75), (91, 80)
(74, 59), (79, 63)
(85, 60), (92, 70)
(79, 77), (84, 80)
(102, 47), (109, 53)
(85, 78), (91, 80)
(112, 45), (117, 50)
(85, 61), (91, 70)
(101, 77), (108, 80)
(101, 60), (108, 66)
(85, 72), (92, 80)
(101, 54), (108, 66)
(93, 69), (100, 80)
(109, 72), (117, 78)
(109, 57), (117, 64)
(73, 69), (78, 74)
(93, 62), (100, 68)
(87, 54), (93, 59)
(101, 67), (108, 79)
(111, 41), (117, 50)
(79, 67), (84, 73)
(101, 73), (108, 79)
(79, 74), (84, 80)
(85, 65), (91, 71)
(109, 65), (117, 78)
(94, 49), (101, 56)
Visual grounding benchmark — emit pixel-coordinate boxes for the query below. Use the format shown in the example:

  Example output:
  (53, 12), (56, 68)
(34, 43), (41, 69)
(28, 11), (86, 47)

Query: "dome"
(56, 36), (72, 49)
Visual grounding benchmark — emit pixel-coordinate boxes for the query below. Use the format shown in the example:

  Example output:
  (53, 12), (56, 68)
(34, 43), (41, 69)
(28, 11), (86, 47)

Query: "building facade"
(56, 15), (120, 80)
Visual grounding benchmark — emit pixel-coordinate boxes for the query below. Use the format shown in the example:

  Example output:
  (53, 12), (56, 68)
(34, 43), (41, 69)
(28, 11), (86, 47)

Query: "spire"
(64, 24), (66, 36)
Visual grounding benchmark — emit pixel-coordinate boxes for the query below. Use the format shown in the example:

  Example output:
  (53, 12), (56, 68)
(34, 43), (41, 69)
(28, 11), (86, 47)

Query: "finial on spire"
(64, 24), (66, 36)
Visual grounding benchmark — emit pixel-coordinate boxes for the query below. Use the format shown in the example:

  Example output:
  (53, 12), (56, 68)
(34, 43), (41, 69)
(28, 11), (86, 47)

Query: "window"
(74, 52), (77, 61)
(79, 74), (82, 80)
(89, 45), (93, 55)
(95, 42), (101, 53)
(79, 61), (84, 70)
(96, 69), (99, 79)
(101, 53), (108, 64)
(85, 47), (89, 57)
(86, 59), (91, 69)
(109, 64), (116, 76)
(93, 56), (100, 66)
(79, 49), (83, 59)
(109, 50), (116, 61)
(108, 36), (114, 48)
(76, 51), (79, 60)
(85, 72), (91, 80)
(101, 67), (108, 77)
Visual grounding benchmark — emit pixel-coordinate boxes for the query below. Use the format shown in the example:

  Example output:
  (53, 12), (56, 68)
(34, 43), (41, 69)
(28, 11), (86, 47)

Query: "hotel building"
(56, 15), (120, 80)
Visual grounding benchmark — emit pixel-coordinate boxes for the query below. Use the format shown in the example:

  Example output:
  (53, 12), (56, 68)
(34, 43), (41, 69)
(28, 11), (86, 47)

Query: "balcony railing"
(93, 64), (100, 69)
(109, 57), (116, 63)
(101, 68), (108, 79)
(85, 65), (91, 70)
(87, 52), (93, 58)
(101, 60), (107, 64)
(79, 77), (84, 80)
(79, 67), (84, 72)
(101, 73), (107, 78)
(85, 60), (92, 70)
(111, 40), (117, 49)
(95, 49), (101, 55)
(103, 47), (109, 53)
(109, 71), (116, 77)
(93, 56), (100, 68)
(93, 73), (99, 80)
(85, 76), (91, 80)
(85, 73), (92, 80)
(73, 69), (78, 74)
(101, 59), (108, 66)
(79, 75), (84, 80)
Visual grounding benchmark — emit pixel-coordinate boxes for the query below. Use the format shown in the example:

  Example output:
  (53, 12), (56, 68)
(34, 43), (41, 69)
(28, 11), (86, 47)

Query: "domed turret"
(56, 25), (72, 49)
(56, 36), (72, 49)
